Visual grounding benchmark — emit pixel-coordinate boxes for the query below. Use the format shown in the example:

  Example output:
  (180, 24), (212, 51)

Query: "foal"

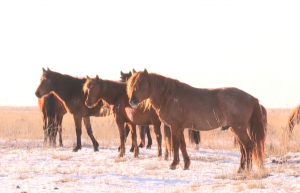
(35, 68), (111, 152)
(83, 75), (163, 158)
(38, 93), (66, 147)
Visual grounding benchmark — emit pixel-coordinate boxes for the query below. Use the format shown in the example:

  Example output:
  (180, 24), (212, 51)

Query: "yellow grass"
(0, 106), (299, 158)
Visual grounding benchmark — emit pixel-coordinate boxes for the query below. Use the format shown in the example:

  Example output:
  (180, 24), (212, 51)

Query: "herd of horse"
(34, 68), (297, 172)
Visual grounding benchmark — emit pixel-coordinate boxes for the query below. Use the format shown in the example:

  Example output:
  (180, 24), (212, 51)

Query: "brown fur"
(287, 104), (300, 132)
(35, 68), (111, 152)
(127, 70), (266, 172)
(120, 70), (152, 151)
(83, 75), (163, 158)
(38, 93), (66, 147)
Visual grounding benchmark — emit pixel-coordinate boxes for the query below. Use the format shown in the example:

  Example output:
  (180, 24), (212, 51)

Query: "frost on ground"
(0, 140), (299, 193)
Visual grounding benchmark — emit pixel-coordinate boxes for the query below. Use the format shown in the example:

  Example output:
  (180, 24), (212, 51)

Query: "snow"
(0, 140), (299, 192)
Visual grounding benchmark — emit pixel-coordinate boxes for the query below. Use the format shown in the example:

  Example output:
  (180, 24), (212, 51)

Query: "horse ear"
(47, 67), (51, 71)
(86, 75), (91, 80)
(96, 75), (99, 80)
(132, 68), (136, 74)
(144, 68), (148, 74)
(120, 71), (124, 75)
(42, 67), (46, 72)
(129, 71), (132, 76)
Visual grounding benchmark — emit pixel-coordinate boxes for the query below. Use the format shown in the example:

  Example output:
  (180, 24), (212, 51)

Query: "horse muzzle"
(85, 101), (94, 109)
(35, 91), (42, 98)
(129, 98), (139, 109)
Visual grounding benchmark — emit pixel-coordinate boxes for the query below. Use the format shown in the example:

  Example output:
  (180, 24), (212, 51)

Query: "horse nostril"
(35, 91), (40, 98)
(129, 98), (139, 108)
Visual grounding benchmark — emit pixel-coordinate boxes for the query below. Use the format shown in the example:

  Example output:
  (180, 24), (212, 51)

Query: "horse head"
(83, 75), (102, 108)
(127, 69), (150, 109)
(35, 67), (56, 98)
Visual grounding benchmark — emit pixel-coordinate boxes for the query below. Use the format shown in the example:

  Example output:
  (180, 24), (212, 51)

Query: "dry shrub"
(1, 106), (300, 159)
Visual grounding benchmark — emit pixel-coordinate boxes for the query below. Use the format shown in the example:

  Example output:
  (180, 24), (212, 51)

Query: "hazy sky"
(0, 0), (300, 108)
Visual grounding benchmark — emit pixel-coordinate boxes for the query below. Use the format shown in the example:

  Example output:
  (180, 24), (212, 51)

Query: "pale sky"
(0, 0), (300, 108)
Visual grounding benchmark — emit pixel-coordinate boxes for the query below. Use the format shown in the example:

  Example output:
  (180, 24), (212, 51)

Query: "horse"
(286, 104), (300, 133)
(35, 68), (111, 152)
(127, 69), (266, 172)
(38, 93), (66, 147)
(120, 70), (152, 150)
(83, 75), (163, 158)
(121, 69), (201, 151)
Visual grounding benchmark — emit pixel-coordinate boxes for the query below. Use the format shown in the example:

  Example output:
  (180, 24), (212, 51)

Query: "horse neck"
(100, 80), (126, 105)
(53, 74), (84, 103)
(148, 74), (173, 111)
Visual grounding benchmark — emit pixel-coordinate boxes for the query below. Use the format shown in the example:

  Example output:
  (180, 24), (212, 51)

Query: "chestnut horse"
(286, 104), (300, 133)
(38, 93), (66, 147)
(120, 70), (152, 150)
(121, 69), (201, 151)
(83, 75), (163, 158)
(127, 69), (265, 172)
(35, 68), (111, 152)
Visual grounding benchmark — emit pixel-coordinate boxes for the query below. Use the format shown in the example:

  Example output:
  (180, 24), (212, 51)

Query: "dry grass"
(0, 106), (300, 158)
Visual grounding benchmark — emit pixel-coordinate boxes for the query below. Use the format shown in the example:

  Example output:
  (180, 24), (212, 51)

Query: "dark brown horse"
(38, 93), (66, 147)
(127, 69), (266, 172)
(120, 70), (152, 150)
(287, 104), (300, 133)
(83, 75), (163, 158)
(35, 68), (111, 152)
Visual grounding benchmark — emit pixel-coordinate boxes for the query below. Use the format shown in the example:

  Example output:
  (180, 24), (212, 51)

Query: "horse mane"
(127, 72), (182, 112)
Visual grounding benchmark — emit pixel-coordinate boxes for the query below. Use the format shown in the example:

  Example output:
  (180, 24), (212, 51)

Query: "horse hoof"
(94, 148), (99, 152)
(118, 154), (124, 158)
(138, 144), (144, 148)
(169, 165), (178, 170)
(130, 147), (134, 152)
(146, 146), (151, 149)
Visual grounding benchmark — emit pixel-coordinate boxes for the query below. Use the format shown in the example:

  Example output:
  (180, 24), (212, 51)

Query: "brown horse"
(287, 104), (300, 133)
(83, 75), (163, 158)
(35, 68), (111, 152)
(120, 70), (152, 150)
(38, 93), (66, 147)
(121, 69), (201, 151)
(127, 69), (266, 172)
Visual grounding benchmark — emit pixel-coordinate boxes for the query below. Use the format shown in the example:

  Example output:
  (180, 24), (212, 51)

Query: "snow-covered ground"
(0, 140), (299, 193)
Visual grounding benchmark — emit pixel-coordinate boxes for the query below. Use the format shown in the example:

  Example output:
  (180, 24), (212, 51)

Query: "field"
(0, 107), (300, 192)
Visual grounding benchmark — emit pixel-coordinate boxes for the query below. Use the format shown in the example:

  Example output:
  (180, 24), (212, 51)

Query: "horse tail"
(188, 129), (195, 144)
(249, 97), (266, 170)
(188, 130), (200, 145)
(164, 124), (172, 158)
(260, 105), (268, 131)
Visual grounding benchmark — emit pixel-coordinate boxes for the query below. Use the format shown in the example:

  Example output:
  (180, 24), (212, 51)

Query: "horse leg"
(153, 124), (162, 157)
(169, 126), (183, 170)
(129, 124), (139, 158)
(164, 124), (172, 160)
(43, 114), (48, 147)
(116, 118), (126, 157)
(138, 126), (146, 148)
(58, 116), (63, 147)
(83, 117), (99, 152)
(146, 126), (152, 149)
(232, 126), (253, 173)
(179, 132), (191, 170)
(119, 123), (130, 152)
(73, 115), (82, 152)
